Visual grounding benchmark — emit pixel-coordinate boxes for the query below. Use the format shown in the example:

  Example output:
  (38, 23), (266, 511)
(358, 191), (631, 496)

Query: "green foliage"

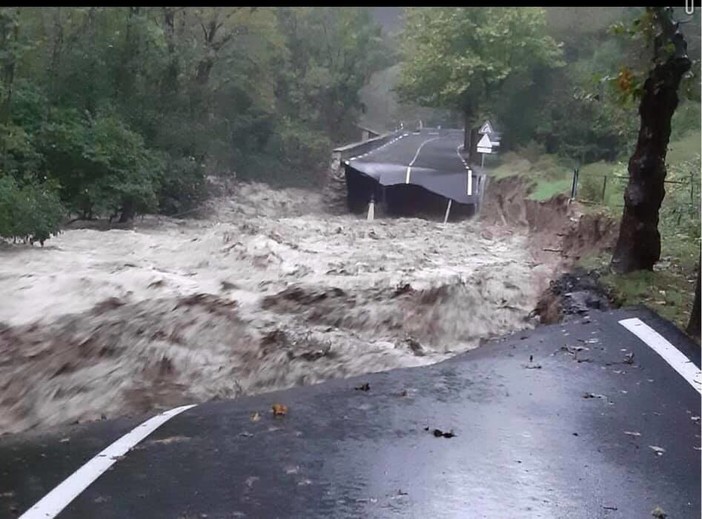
(157, 156), (207, 216)
(0, 7), (387, 240)
(397, 7), (564, 121)
(575, 129), (700, 329)
(577, 161), (620, 205)
(37, 109), (164, 218)
(0, 174), (64, 243)
(671, 101), (702, 140)
(490, 150), (572, 201)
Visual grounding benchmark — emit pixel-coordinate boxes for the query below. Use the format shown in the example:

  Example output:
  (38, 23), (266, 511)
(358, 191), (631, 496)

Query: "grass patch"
(666, 130), (701, 165)
(528, 178), (572, 202)
(578, 250), (698, 331)
(490, 151), (572, 201)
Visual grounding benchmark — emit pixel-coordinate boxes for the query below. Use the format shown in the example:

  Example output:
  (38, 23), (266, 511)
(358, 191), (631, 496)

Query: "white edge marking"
(619, 318), (702, 394)
(457, 145), (472, 196)
(19, 404), (197, 519)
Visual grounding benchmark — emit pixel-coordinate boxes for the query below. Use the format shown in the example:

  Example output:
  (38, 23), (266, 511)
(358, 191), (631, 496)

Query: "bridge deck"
(345, 129), (481, 205)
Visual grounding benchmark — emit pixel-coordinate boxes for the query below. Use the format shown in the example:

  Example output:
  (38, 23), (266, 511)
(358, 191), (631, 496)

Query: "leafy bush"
(38, 109), (164, 219)
(157, 156), (207, 216)
(0, 175), (65, 244)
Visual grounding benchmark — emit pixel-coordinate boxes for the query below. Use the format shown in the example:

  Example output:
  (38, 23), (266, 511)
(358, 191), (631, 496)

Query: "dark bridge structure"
(328, 128), (487, 220)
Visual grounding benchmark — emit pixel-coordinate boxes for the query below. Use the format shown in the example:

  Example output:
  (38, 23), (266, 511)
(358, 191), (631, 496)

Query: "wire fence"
(570, 166), (700, 220)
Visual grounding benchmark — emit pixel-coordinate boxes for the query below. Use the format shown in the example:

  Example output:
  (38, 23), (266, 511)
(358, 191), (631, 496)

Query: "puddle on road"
(0, 182), (553, 434)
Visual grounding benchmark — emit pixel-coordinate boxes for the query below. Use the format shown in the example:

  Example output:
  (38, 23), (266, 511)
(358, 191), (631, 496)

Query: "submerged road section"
(1, 307), (700, 518)
(344, 128), (482, 206)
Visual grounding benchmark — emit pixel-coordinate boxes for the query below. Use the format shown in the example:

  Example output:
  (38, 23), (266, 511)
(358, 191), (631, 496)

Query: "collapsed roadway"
(342, 128), (486, 220)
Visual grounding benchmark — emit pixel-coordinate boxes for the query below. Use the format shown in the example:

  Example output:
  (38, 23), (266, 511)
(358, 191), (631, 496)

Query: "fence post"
(601, 175), (608, 203)
(570, 168), (579, 200)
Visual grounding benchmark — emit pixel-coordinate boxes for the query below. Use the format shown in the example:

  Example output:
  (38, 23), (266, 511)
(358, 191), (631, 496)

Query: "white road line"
(456, 145), (472, 196)
(405, 137), (440, 184)
(619, 318), (702, 394)
(19, 404), (197, 519)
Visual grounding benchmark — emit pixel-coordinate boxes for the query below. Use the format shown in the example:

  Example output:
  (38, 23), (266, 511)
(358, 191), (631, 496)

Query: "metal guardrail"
(325, 130), (405, 212)
(329, 130), (403, 183)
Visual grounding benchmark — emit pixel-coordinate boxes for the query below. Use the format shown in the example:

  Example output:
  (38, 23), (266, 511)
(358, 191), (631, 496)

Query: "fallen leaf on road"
(431, 428), (455, 438)
(250, 412), (261, 422)
(648, 445), (666, 456)
(651, 506), (667, 518)
(355, 383), (370, 391)
(583, 393), (607, 400)
(272, 403), (288, 416)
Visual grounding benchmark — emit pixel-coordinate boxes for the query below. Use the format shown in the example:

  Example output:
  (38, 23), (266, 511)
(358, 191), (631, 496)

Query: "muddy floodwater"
(0, 183), (555, 434)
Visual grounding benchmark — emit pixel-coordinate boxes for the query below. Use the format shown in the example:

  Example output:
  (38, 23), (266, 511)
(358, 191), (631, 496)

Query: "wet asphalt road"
(345, 129), (481, 205)
(1, 307), (699, 518)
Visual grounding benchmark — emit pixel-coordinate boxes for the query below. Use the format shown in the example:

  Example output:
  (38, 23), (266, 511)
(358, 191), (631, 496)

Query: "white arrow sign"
(478, 120), (493, 135)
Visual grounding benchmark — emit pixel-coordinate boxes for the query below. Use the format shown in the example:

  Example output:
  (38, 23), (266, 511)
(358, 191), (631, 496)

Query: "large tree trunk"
(687, 264), (701, 339)
(119, 199), (135, 223)
(611, 8), (691, 273)
(0, 9), (19, 126)
(161, 7), (179, 97)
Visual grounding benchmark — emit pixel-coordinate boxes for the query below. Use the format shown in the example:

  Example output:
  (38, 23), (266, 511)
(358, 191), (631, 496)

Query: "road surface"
(344, 128), (482, 206)
(2, 307), (700, 518)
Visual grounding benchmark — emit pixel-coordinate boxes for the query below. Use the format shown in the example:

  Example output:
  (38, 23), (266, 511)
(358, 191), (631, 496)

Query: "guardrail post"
(601, 175), (608, 203)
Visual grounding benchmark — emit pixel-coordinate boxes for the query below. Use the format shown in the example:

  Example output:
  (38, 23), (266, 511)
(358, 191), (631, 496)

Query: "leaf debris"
(271, 403), (288, 416)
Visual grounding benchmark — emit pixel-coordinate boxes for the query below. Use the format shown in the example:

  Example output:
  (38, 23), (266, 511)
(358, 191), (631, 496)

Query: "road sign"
(478, 120), (494, 135)
(476, 134), (493, 154)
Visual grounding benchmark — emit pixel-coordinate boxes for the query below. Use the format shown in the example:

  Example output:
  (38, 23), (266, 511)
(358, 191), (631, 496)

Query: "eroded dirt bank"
(479, 176), (619, 323)
(1, 181), (560, 435)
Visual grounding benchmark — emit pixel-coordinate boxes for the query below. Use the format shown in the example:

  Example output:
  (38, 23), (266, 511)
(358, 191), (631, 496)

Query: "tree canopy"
(0, 7), (389, 242)
(396, 8), (564, 126)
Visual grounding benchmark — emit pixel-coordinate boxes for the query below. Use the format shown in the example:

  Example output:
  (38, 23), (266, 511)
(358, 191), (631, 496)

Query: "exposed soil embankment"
(479, 175), (619, 324)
